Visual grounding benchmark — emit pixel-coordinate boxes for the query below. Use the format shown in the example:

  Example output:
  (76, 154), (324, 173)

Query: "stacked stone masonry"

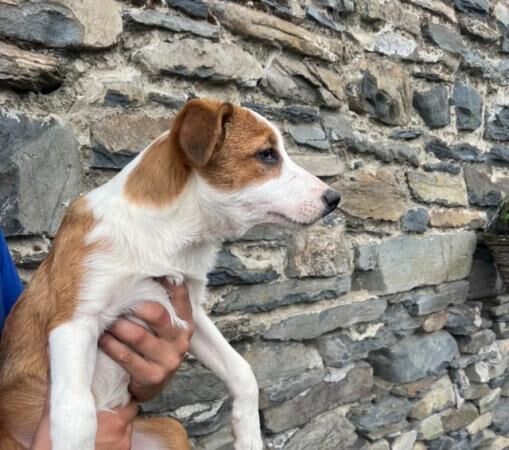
(3, 0), (509, 448)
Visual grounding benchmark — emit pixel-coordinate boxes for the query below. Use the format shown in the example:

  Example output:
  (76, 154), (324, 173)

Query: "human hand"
(99, 282), (195, 402)
(31, 399), (138, 450)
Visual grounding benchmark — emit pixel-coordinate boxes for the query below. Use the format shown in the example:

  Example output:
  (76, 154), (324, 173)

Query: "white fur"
(48, 107), (333, 450)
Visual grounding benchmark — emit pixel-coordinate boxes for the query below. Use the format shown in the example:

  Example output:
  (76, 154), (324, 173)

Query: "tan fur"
(0, 197), (98, 446)
(134, 417), (191, 450)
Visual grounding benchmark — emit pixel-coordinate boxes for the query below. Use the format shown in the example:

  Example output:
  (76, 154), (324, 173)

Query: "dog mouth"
(267, 212), (314, 226)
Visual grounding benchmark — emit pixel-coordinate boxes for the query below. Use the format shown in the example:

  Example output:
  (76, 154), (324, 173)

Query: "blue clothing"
(0, 232), (23, 331)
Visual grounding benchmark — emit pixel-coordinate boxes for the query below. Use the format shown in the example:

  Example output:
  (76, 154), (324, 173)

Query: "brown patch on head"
(124, 131), (191, 207)
(0, 197), (99, 442)
(124, 99), (282, 206)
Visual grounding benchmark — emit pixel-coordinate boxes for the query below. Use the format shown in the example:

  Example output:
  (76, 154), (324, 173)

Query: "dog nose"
(321, 189), (341, 215)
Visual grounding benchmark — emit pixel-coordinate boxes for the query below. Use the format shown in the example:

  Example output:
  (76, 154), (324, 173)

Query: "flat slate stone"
(406, 280), (470, 316)
(354, 232), (476, 295)
(407, 171), (468, 207)
(166, 0), (209, 19)
(425, 138), (484, 162)
(485, 106), (509, 141)
(133, 39), (263, 87)
(402, 208), (429, 233)
(453, 82), (482, 131)
(0, 0), (122, 49)
(262, 363), (373, 432)
(464, 166), (508, 206)
(369, 331), (459, 383)
(213, 276), (351, 314)
(454, 0), (490, 16)
(350, 396), (411, 433)
(0, 110), (80, 237)
(389, 129), (423, 140)
(125, 9), (219, 38)
(423, 22), (465, 55)
(208, 1), (343, 62)
(413, 85), (450, 129)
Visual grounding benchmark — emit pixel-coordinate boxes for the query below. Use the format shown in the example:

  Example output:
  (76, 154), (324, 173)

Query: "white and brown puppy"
(0, 99), (340, 450)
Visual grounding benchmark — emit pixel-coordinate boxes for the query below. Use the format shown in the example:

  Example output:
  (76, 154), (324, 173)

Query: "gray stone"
(209, 1), (343, 62)
(488, 145), (509, 163)
(416, 413), (444, 440)
(494, 322), (509, 338)
(354, 232), (476, 295)
(242, 103), (319, 124)
(166, 0), (209, 19)
(458, 14), (500, 42)
(355, 68), (411, 125)
(91, 115), (168, 170)
(457, 330), (497, 353)
(193, 426), (233, 450)
(413, 86), (450, 129)
(286, 224), (352, 278)
(315, 325), (395, 367)
(453, 82), (482, 131)
(0, 41), (62, 93)
(0, 0), (122, 49)
(125, 9), (219, 38)
(306, 5), (345, 32)
(258, 369), (325, 409)
(485, 106), (509, 141)
(465, 357), (509, 383)
(350, 396), (411, 434)
(239, 341), (323, 389)
(407, 171), (468, 207)
(447, 303), (485, 336)
(290, 153), (343, 177)
(409, 376), (456, 420)
(423, 162), (462, 175)
(423, 23), (465, 55)
(492, 398), (509, 434)
(425, 138), (484, 162)
(454, 0), (490, 15)
(263, 294), (386, 341)
(284, 408), (358, 450)
(262, 363), (373, 432)
(288, 122), (329, 150)
(406, 281), (470, 316)
(402, 208), (429, 233)
(373, 31), (418, 59)
(477, 388), (502, 413)
(392, 431), (417, 450)
(133, 39), (263, 87)
(384, 304), (420, 337)
(427, 435), (470, 450)
(207, 249), (279, 287)
(389, 129), (423, 140)
(441, 403), (479, 432)
(333, 169), (408, 222)
(369, 331), (459, 383)
(0, 110), (80, 237)
(213, 276), (351, 314)
(464, 167), (507, 207)
(141, 360), (227, 413)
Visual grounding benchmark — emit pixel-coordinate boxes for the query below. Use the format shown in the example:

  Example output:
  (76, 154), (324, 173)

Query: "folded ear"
(172, 99), (233, 167)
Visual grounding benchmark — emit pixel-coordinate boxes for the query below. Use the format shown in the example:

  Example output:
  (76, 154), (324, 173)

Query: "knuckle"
(118, 349), (132, 366)
(130, 328), (147, 346)
(148, 367), (166, 385)
(148, 304), (168, 325)
(166, 355), (182, 373)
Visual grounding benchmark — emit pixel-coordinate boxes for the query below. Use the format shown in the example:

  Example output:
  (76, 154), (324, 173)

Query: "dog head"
(170, 99), (340, 236)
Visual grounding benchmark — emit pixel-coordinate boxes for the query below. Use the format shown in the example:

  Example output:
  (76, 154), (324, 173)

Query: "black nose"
(321, 189), (341, 216)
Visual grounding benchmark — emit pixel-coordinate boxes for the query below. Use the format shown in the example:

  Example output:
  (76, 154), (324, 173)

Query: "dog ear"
(173, 99), (233, 167)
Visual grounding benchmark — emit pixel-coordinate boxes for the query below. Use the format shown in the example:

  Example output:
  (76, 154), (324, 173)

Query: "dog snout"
(321, 189), (341, 216)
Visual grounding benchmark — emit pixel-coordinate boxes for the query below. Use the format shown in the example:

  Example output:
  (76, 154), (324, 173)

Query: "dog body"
(0, 100), (340, 450)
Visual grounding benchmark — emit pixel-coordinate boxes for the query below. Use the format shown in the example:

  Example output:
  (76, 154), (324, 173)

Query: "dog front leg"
(49, 316), (99, 450)
(189, 307), (263, 450)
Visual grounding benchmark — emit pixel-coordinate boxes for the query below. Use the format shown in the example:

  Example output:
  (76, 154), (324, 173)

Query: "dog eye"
(256, 148), (278, 163)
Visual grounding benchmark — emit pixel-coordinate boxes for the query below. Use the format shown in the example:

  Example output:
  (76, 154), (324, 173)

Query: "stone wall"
(2, 0), (509, 448)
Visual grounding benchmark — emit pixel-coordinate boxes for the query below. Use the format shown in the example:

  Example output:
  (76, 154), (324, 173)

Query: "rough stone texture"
(413, 86), (450, 129)
(91, 115), (169, 169)
(407, 172), (468, 207)
(369, 331), (459, 383)
(354, 232), (476, 295)
(333, 169), (408, 222)
(0, 110), (80, 237)
(2, 0), (509, 447)
(133, 39), (263, 87)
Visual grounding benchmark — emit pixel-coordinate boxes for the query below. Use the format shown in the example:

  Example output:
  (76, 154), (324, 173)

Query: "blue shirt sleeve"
(0, 232), (24, 323)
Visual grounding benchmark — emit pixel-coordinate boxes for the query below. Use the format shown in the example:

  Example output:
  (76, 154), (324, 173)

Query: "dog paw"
(233, 434), (264, 450)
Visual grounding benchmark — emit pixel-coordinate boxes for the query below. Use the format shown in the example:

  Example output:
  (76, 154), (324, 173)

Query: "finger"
(166, 283), (193, 322)
(112, 401), (139, 423)
(99, 332), (158, 380)
(132, 302), (182, 340)
(108, 318), (164, 359)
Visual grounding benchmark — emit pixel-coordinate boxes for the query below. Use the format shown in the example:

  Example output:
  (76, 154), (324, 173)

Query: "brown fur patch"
(124, 131), (191, 207)
(0, 197), (97, 445)
(134, 417), (190, 450)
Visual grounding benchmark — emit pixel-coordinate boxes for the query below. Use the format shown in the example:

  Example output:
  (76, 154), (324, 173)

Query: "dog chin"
(266, 212), (318, 227)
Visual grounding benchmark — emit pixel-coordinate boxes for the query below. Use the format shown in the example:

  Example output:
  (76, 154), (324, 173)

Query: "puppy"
(0, 99), (340, 450)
